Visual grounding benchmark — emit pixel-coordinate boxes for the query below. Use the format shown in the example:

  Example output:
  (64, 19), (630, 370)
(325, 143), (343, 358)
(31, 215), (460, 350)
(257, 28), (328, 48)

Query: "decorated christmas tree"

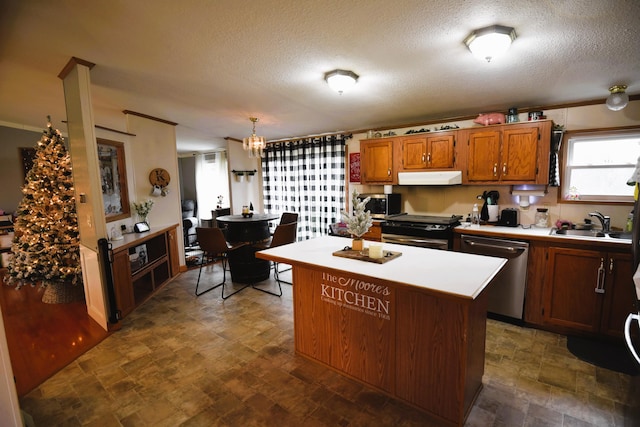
(4, 118), (83, 301)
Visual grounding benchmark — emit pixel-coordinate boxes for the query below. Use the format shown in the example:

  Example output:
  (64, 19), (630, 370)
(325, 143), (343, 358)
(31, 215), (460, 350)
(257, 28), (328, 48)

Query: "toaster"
(498, 208), (519, 227)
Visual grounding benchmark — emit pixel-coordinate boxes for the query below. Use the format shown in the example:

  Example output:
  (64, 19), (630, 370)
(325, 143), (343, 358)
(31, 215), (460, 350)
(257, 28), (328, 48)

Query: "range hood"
(397, 171), (462, 186)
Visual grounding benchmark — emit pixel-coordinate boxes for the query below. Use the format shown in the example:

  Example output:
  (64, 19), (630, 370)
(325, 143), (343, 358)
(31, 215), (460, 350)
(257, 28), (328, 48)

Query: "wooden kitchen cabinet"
(360, 138), (397, 184)
(400, 132), (455, 171)
(461, 120), (551, 185)
(600, 251), (636, 338)
(362, 221), (382, 242)
(542, 246), (635, 338)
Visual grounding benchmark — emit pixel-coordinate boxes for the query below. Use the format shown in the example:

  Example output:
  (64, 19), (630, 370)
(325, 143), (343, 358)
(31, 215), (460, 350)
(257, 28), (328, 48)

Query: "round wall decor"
(149, 168), (170, 187)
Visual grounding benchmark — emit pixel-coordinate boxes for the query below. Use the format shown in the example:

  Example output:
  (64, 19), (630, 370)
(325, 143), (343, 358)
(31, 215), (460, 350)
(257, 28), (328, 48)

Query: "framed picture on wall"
(97, 138), (130, 222)
(349, 152), (360, 183)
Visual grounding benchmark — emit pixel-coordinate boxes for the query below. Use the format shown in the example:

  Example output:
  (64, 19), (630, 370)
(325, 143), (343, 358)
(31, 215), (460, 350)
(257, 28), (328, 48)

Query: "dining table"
(215, 213), (280, 283)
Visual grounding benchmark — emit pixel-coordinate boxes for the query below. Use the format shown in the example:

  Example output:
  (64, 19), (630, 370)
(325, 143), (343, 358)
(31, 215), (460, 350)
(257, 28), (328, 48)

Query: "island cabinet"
(360, 137), (398, 184)
(459, 120), (551, 185)
(399, 132), (456, 171)
(110, 225), (179, 319)
(541, 246), (635, 338)
(256, 236), (506, 427)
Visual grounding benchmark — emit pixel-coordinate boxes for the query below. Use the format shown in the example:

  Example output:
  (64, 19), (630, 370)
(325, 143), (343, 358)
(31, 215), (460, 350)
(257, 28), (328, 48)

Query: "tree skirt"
(41, 282), (85, 304)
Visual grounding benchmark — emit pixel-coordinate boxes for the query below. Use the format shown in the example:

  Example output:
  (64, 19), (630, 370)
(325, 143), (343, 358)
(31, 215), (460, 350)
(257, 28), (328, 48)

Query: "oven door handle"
(384, 236), (445, 246)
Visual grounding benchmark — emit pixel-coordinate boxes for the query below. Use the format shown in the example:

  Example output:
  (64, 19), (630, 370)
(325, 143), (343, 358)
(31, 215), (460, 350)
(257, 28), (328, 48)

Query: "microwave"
(356, 193), (401, 219)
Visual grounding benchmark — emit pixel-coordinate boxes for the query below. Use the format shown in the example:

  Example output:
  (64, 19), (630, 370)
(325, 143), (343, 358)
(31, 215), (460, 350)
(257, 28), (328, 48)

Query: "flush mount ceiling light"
(242, 117), (266, 158)
(324, 69), (359, 94)
(606, 85), (629, 111)
(464, 25), (517, 62)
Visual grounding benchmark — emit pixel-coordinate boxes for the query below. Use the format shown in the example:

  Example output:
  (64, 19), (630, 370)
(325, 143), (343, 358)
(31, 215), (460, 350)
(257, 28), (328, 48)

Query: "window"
(562, 129), (640, 203)
(262, 135), (348, 240)
(194, 151), (229, 221)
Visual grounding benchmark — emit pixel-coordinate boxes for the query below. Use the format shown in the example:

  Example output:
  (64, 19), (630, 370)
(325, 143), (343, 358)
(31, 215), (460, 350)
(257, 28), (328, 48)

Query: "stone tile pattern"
(20, 264), (640, 426)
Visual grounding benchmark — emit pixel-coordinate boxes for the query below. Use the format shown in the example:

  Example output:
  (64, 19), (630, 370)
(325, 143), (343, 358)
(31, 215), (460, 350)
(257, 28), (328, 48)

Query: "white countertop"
(257, 235), (506, 299)
(455, 223), (632, 245)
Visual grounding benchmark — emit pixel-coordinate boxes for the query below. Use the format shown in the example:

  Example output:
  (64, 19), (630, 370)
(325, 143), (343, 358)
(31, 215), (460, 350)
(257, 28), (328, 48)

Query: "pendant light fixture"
(606, 85), (629, 111)
(464, 25), (517, 62)
(324, 69), (359, 94)
(242, 117), (266, 158)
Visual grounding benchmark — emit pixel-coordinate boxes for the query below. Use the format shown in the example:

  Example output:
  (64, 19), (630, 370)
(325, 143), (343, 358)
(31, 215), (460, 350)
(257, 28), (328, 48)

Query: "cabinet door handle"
(427, 153), (431, 163)
(493, 163), (497, 176)
(422, 153), (426, 162)
(387, 168), (391, 176)
(595, 257), (606, 294)
(609, 257), (614, 273)
(502, 163), (507, 175)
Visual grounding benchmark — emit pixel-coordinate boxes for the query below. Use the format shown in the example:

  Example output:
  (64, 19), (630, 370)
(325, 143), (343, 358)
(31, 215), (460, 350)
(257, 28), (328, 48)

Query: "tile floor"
(19, 264), (640, 426)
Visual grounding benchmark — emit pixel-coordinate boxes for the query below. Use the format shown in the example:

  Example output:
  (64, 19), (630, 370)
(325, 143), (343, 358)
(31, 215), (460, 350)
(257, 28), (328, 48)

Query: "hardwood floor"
(0, 278), (109, 397)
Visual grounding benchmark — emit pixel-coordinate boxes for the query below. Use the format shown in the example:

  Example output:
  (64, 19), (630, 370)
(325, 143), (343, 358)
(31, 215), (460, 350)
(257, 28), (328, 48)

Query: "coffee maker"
(478, 191), (500, 222)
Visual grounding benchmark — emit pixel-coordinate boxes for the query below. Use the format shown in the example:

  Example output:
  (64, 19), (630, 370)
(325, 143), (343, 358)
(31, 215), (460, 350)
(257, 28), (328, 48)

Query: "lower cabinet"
(362, 221), (382, 242)
(111, 225), (179, 320)
(542, 246), (635, 338)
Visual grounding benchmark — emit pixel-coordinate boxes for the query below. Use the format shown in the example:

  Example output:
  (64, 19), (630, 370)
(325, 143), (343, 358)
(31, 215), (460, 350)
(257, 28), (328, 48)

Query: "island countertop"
(256, 235), (506, 299)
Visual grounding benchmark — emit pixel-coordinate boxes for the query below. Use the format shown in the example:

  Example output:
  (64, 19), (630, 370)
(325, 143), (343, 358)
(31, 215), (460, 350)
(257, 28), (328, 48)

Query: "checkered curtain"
(262, 135), (349, 240)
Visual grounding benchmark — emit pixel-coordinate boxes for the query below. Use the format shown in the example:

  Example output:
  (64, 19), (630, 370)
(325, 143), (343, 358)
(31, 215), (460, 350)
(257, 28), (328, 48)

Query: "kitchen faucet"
(588, 211), (611, 232)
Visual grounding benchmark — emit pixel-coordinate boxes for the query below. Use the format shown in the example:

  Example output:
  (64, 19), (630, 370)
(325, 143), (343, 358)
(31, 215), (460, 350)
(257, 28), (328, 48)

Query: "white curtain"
(195, 151), (229, 222)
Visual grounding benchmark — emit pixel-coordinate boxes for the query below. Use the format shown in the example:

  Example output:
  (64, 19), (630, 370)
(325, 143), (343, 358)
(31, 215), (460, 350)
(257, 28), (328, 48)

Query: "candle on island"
(369, 243), (383, 259)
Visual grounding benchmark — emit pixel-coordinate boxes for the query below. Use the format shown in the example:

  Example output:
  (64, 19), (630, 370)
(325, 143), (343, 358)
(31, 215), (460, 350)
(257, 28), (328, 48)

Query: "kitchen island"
(256, 236), (506, 426)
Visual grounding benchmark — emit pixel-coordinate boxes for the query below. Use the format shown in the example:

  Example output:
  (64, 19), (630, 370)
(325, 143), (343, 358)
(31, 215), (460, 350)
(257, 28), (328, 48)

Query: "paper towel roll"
(384, 185), (393, 194)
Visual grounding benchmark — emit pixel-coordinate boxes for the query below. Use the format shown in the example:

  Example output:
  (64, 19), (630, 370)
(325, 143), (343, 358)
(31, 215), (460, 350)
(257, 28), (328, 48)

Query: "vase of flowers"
(132, 199), (154, 225)
(340, 190), (373, 252)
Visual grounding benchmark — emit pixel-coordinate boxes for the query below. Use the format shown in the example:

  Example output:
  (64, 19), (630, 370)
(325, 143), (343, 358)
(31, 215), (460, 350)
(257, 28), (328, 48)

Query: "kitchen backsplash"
(355, 184), (633, 231)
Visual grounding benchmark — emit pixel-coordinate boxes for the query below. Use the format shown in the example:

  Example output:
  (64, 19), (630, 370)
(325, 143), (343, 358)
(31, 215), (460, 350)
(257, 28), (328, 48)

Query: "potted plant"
(340, 190), (373, 251)
(132, 199), (154, 225)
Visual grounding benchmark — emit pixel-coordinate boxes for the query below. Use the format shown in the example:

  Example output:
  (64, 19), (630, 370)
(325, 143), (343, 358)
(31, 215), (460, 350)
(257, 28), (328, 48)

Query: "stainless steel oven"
(381, 214), (462, 250)
(381, 234), (449, 250)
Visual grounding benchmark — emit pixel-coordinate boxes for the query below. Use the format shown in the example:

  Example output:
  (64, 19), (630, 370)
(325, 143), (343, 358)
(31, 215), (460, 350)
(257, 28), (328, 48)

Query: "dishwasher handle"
(462, 238), (526, 254)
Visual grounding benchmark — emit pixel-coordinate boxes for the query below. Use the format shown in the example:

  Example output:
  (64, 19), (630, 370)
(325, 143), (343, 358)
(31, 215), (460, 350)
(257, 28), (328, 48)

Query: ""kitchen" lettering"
(321, 283), (390, 315)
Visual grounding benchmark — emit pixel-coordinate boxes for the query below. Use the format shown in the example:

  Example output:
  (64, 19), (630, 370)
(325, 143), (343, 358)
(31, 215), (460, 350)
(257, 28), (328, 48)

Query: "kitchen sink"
(551, 229), (606, 237)
(607, 232), (633, 240)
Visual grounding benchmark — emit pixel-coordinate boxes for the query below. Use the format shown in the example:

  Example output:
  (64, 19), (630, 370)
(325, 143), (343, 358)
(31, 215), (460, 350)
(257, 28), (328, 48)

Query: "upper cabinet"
(459, 120), (551, 185)
(359, 120), (551, 186)
(399, 132), (455, 171)
(360, 138), (397, 184)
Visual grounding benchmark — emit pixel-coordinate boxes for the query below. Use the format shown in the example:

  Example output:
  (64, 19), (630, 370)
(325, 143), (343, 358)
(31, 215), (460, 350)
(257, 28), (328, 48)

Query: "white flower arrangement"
(132, 199), (154, 218)
(340, 190), (373, 238)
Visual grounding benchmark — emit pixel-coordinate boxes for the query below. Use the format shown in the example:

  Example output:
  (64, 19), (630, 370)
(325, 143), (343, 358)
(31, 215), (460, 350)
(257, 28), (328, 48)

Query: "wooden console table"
(109, 224), (179, 318)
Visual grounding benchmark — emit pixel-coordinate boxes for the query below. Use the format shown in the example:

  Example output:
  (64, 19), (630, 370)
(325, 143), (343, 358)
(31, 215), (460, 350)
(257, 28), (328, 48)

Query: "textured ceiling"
(1, 0), (638, 153)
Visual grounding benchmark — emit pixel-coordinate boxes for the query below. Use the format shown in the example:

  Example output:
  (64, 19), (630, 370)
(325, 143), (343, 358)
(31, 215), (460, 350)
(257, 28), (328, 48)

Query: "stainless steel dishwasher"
(459, 234), (529, 323)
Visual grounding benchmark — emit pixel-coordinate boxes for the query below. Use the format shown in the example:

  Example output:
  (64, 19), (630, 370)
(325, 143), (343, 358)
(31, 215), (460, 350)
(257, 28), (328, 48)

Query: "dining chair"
(211, 207), (231, 228)
(251, 222), (298, 296)
(194, 227), (248, 299)
(279, 212), (298, 225)
(269, 211), (298, 235)
(274, 212), (298, 276)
